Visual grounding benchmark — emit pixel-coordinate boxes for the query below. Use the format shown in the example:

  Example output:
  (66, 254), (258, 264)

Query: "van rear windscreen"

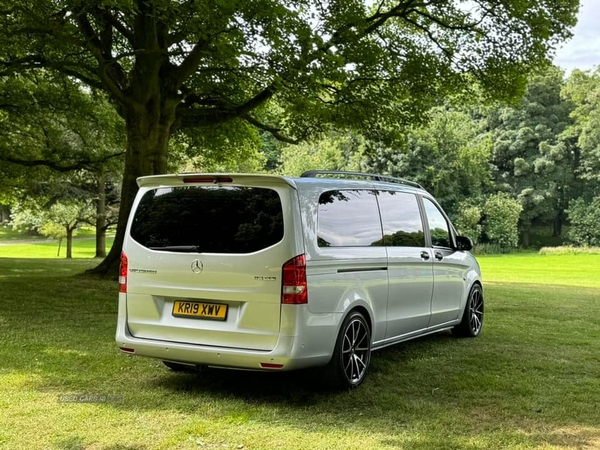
(130, 186), (284, 254)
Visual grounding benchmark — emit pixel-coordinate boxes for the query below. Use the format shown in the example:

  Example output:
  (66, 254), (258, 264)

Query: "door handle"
(434, 251), (444, 261)
(420, 251), (430, 260)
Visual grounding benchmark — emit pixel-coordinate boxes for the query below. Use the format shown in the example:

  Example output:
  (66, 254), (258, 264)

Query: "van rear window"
(130, 186), (284, 254)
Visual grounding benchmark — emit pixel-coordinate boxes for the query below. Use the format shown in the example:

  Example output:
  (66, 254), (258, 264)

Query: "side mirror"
(455, 235), (473, 251)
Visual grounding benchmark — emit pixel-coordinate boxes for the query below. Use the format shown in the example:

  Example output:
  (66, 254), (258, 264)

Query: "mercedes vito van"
(116, 171), (484, 388)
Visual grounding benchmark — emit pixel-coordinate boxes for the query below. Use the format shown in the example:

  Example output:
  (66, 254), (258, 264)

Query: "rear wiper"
(149, 245), (201, 253)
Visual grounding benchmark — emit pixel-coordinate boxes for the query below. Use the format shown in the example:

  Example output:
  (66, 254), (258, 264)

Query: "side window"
(317, 190), (383, 247)
(423, 198), (452, 248)
(377, 191), (425, 247)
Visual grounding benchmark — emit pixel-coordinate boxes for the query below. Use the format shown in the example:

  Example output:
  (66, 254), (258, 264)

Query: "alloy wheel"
(469, 287), (484, 335)
(341, 318), (370, 384)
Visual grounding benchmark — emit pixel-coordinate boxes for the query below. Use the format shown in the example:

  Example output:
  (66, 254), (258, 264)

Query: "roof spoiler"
(136, 173), (297, 189)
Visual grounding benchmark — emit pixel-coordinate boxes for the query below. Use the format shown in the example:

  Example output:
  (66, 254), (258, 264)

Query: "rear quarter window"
(130, 186), (284, 253)
(317, 190), (383, 247)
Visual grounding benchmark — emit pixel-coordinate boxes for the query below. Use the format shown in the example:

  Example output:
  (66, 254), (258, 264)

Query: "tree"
(561, 68), (600, 196)
(0, 72), (124, 256)
(47, 202), (94, 258)
(487, 66), (577, 245)
(483, 193), (522, 248)
(454, 203), (483, 244)
(39, 222), (66, 257)
(364, 105), (493, 214)
(10, 199), (94, 258)
(279, 131), (365, 176)
(0, 0), (579, 275)
(567, 197), (600, 247)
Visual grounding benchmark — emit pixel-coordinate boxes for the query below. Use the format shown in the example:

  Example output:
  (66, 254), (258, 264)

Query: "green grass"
(0, 225), (98, 242)
(0, 237), (114, 258)
(477, 253), (600, 288)
(1, 254), (599, 449)
(0, 224), (44, 241)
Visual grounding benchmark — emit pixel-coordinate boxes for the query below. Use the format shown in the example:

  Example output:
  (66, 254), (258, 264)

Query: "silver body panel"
(116, 173), (483, 371)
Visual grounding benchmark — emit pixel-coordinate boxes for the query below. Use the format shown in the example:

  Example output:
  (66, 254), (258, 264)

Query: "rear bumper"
(115, 296), (338, 371)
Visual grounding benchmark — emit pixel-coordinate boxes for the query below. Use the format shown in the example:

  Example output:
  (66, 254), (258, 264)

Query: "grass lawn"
(0, 237), (114, 258)
(478, 253), (600, 288)
(1, 254), (599, 449)
(0, 225), (45, 241)
(0, 225), (97, 242)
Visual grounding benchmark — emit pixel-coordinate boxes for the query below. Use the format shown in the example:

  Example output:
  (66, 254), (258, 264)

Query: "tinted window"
(318, 190), (383, 247)
(377, 191), (425, 247)
(130, 186), (283, 253)
(423, 198), (452, 248)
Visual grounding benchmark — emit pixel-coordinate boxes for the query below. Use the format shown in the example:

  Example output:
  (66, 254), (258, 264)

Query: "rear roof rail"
(300, 170), (423, 189)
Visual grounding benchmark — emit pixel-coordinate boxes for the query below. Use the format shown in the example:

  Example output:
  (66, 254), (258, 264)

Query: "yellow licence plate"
(172, 301), (228, 321)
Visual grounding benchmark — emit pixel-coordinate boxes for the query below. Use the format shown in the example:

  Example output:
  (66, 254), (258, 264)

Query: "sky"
(554, 0), (600, 72)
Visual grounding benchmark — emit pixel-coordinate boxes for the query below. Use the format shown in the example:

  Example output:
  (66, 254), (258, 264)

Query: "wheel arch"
(347, 305), (373, 338)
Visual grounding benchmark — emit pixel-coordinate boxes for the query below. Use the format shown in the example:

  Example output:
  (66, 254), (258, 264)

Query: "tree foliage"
(567, 197), (600, 247)
(454, 203), (483, 244)
(365, 105), (492, 213)
(483, 193), (522, 248)
(0, 72), (124, 171)
(0, 0), (580, 275)
(12, 200), (94, 258)
(279, 131), (365, 176)
(562, 68), (600, 187)
(0, 72), (124, 256)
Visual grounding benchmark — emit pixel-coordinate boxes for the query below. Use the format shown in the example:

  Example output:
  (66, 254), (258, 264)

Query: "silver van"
(116, 171), (484, 388)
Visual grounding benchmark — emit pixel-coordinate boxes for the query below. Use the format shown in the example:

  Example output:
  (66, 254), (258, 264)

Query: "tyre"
(452, 284), (484, 337)
(324, 311), (371, 389)
(162, 361), (198, 372)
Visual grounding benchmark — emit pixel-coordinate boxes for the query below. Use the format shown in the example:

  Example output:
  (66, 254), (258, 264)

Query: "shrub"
(454, 203), (482, 243)
(539, 246), (600, 255)
(483, 193), (522, 248)
(568, 197), (600, 247)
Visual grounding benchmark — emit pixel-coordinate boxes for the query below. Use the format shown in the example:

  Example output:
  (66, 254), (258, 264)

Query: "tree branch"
(0, 56), (105, 90)
(176, 82), (276, 127)
(364, 0), (427, 34)
(75, 12), (131, 106)
(174, 37), (211, 86)
(403, 16), (455, 62)
(241, 114), (299, 144)
(0, 152), (125, 172)
(97, 9), (135, 45)
(234, 84), (276, 117)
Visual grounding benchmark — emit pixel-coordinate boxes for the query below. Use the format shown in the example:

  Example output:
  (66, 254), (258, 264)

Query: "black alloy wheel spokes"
(341, 319), (369, 383)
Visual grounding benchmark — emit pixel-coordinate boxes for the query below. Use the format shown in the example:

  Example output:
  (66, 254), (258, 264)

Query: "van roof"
(137, 172), (428, 194)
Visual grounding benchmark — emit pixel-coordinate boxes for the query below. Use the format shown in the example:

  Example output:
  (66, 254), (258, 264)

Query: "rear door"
(304, 188), (389, 342)
(421, 197), (468, 328)
(377, 190), (434, 339)
(124, 177), (297, 351)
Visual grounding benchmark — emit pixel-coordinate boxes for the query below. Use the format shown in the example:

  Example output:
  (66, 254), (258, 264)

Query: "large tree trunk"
(66, 228), (74, 259)
(552, 210), (564, 237)
(95, 171), (107, 258)
(86, 107), (174, 278)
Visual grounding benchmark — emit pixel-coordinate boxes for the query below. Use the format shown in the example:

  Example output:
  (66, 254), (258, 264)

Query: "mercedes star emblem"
(191, 259), (203, 274)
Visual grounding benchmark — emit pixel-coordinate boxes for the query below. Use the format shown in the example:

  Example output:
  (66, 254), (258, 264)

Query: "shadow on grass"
(2, 258), (600, 449)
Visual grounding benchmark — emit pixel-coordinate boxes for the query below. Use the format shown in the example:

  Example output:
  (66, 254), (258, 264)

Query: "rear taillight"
(119, 252), (128, 293)
(282, 254), (307, 304)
